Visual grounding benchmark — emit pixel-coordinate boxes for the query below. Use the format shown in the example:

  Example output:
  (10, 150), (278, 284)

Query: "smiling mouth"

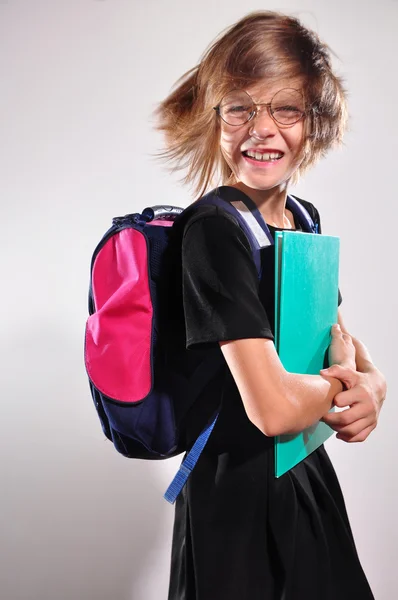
(242, 150), (284, 162)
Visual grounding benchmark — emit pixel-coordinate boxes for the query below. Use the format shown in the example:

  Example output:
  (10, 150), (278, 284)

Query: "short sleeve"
(182, 212), (274, 350)
(312, 205), (343, 307)
(338, 288), (343, 307)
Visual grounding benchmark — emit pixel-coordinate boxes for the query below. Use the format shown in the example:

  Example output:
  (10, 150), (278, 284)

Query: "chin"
(239, 175), (289, 191)
(234, 154), (301, 190)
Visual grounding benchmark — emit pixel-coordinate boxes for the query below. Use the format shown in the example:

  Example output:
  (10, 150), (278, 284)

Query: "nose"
(248, 106), (277, 139)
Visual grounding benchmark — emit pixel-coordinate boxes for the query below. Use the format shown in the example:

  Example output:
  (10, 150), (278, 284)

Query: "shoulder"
(179, 202), (241, 232)
(173, 201), (250, 248)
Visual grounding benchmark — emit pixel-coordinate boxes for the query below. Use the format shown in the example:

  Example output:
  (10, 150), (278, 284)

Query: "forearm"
(338, 311), (375, 373)
(279, 373), (344, 435)
(337, 312), (386, 407)
(350, 334), (376, 373)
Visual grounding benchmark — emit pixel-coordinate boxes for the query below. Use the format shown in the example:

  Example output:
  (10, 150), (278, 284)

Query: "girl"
(155, 10), (386, 600)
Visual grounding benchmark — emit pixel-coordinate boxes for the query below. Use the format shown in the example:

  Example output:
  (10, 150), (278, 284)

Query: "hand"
(319, 364), (387, 443)
(328, 324), (356, 370)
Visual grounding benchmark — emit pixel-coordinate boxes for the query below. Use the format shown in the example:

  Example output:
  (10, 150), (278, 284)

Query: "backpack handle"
(142, 205), (184, 222)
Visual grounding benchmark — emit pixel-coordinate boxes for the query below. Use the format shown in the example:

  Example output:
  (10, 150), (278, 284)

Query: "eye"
(273, 105), (302, 116)
(218, 90), (254, 124)
(225, 104), (252, 114)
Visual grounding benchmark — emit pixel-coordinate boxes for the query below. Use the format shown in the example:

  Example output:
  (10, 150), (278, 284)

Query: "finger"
(337, 423), (376, 443)
(320, 364), (354, 379)
(321, 405), (368, 429)
(333, 387), (361, 408)
(320, 365), (357, 388)
(334, 417), (372, 439)
(321, 364), (351, 377)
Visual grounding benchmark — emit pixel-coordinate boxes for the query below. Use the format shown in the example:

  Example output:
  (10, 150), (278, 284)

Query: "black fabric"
(182, 209), (274, 350)
(166, 195), (373, 600)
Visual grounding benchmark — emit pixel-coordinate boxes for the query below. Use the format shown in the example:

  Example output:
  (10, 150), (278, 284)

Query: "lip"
(242, 153), (284, 168)
(242, 147), (284, 154)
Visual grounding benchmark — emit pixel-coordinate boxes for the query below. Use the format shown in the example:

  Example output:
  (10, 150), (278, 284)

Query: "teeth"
(246, 150), (283, 161)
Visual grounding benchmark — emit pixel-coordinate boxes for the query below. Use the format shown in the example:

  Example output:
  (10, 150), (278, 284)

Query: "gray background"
(1, 1), (397, 599)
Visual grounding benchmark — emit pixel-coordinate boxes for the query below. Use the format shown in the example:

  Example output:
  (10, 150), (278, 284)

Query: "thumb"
(320, 364), (356, 387)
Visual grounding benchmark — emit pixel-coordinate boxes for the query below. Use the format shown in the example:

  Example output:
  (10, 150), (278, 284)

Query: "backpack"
(84, 186), (317, 503)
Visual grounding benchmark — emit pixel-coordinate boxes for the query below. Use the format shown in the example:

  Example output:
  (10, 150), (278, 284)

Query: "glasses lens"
(219, 90), (253, 125)
(270, 89), (305, 125)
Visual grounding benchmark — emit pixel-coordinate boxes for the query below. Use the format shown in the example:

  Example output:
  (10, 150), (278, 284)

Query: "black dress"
(165, 195), (374, 600)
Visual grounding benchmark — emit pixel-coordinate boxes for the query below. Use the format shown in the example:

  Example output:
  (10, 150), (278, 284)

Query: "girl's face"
(219, 79), (307, 191)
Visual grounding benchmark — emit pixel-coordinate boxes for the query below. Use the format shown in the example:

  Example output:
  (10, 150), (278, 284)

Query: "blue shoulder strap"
(164, 187), (317, 504)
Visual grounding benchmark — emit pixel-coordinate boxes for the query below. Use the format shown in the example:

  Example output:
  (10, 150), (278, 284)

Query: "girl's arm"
(220, 337), (345, 437)
(319, 308), (387, 443)
(337, 308), (377, 374)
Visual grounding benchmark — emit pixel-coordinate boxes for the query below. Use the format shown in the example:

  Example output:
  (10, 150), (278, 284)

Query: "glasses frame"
(213, 88), (308, 127)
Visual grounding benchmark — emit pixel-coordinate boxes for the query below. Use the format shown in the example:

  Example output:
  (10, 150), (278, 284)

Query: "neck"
(232, 182), (292, 229)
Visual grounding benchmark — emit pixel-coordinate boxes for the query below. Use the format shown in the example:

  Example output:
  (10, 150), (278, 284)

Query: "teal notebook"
(274, 230), (340, 478)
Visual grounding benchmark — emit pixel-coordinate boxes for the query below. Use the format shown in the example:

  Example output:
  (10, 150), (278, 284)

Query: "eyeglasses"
(213, 88), (307, 127)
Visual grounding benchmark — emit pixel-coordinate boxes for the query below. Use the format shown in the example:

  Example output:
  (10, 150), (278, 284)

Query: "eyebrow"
(247, 87), (304, 103)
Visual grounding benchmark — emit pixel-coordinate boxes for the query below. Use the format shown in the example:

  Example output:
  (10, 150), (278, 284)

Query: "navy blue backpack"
(84, 186), (317, 503)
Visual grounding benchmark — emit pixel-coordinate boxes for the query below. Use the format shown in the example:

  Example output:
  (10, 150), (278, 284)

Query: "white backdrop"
(1, 1), (397, 599)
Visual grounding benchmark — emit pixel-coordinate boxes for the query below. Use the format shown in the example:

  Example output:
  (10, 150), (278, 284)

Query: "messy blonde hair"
(153, 11), (348, 198)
